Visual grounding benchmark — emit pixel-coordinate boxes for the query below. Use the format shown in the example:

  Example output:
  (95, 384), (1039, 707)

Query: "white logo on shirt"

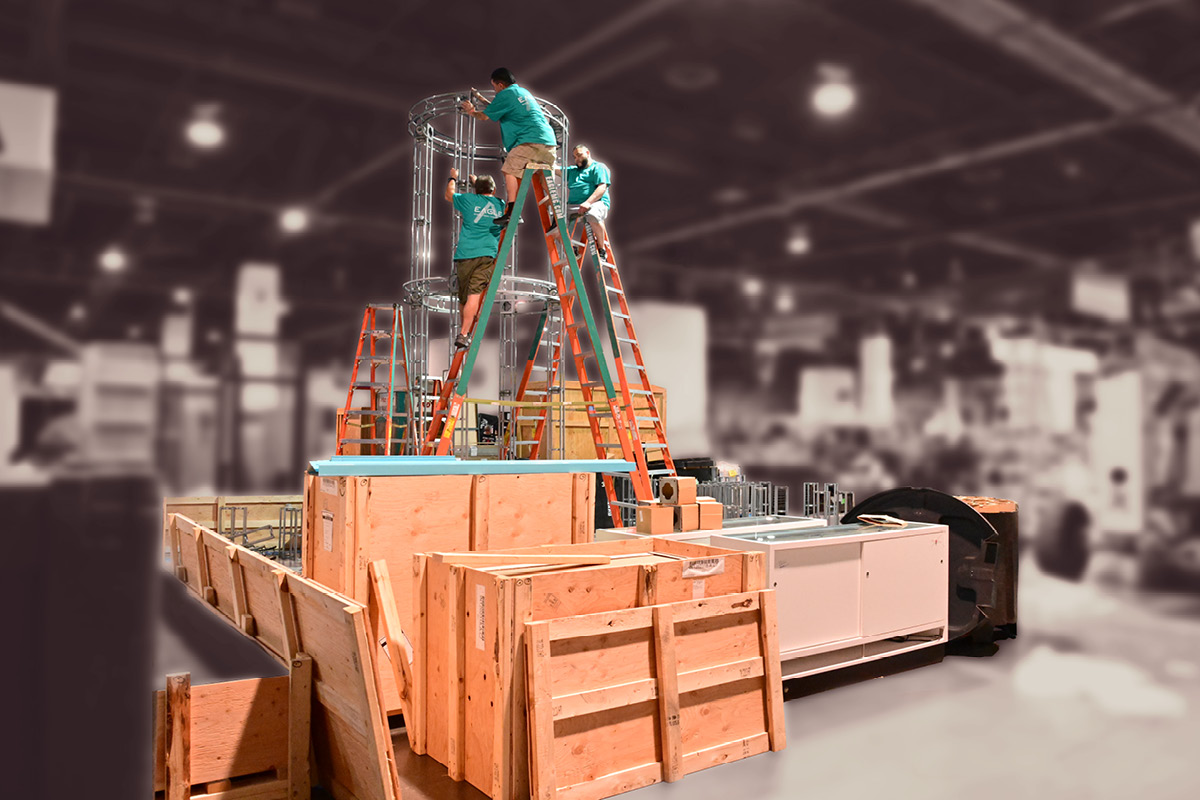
(473, 204), (500, 224)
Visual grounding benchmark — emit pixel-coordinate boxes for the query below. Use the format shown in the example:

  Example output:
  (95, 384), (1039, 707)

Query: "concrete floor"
(159, 554), (1200, 800)
(390, 553), (1200, 800)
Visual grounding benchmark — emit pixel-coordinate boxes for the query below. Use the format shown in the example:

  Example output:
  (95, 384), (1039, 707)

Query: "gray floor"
(392, 553), (1200, 800)
(158, 554), (1200, 800)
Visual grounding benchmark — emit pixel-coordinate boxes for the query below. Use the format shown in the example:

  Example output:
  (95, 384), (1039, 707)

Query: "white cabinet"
(711, 521), (949, 680)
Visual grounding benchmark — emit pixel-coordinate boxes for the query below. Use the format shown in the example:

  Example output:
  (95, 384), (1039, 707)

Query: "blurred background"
(2, 2), (1200, 796)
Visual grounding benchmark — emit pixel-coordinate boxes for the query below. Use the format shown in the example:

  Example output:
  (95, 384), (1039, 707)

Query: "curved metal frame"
(406, 90), (570, 458)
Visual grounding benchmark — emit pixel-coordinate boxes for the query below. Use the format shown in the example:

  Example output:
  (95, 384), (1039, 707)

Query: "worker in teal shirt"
(459, 67), (558, 225)
(565, 144), (612, 256)
(445, 168), (505, 349)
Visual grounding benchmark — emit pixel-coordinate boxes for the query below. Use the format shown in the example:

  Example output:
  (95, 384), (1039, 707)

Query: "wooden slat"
(288, 654), (313, 800)
(349, 606), (402, 800)
(471, 474), (489, 550)
(194, 521), (214, 604)
(525, 622), (557, 800)
(682, 732), (770, 775)
(552, 678), (658, 721)
(227, 546), (254, 635)
(758, 590), (786, 751)
(556, 763), (662, 800)
(432, 552), (611, 568)
(447, 565), (466, 781)
(678, 657), (764, 695)
(671, 591), (760, 623)
(489, 579), (513, 800)
(742, 551), (766, 592)
(570, 473), (591, 544)
(509, 576), (534, 800)
(275, 570), (300, 660)
(165, 673), (191, 800)
(190, 777), (289, 800)
(411, 554), (428, 755)
(367, 560), (416, 749)
(653, 606), (682, 783)
(546, 605), (653, 642)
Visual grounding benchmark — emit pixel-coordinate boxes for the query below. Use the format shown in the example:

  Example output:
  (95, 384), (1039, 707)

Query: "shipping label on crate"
(692, 578), (706, 599)
(475, 585), (486, 650)
(321, 477), (338, 496)
(682, 557), (725, 578)
(322, 510), (334, 552)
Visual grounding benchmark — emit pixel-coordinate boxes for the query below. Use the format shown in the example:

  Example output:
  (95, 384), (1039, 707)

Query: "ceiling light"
(741, 277), (764, 298)
(812, 65), (856, 117)
(68, 303), (86, 322)
(775, 290), (796, 313)
(786, 225), (811, 256)
(127, 324), (143, 339)
(173, 286), (194, 306)
(186, 104), (226, 149)
(99, 245), (128, 273)
(280, 207), (310, 233)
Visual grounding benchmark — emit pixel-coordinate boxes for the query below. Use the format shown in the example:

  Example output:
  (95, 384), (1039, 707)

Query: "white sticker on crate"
(692, 578), (706, 599)
(476, 584), (486, 650)
(321, 477), (337, 496)
(682, 557), (725, 578)
(322, 510), (334, 552)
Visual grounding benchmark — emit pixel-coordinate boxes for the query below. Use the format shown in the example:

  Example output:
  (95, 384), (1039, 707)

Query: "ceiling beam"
(907, 0), (1200, 154)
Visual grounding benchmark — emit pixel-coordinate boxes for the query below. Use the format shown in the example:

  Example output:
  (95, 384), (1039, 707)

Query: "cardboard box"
(636, 501), (673, 534)
(659, 476), (697, 505)
(698, 500), (724, 530)
(674, 502), (699, 532)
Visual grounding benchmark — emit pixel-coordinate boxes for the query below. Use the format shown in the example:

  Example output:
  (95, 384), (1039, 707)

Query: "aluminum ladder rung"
(595, 443), (626, 449)
(628, 389), (654, 396)
(352, 381), (391, 389)
(357, 355), (393, 363)
(615, 336), (637, 344)
(339, 438), (392, 445)
(511, 440), (543, 446)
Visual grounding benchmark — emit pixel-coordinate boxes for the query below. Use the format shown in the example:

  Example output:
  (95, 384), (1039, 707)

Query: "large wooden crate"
(412, 537), (766, 800)
(525, 590), (786, 800)
(304, 470), (596, 715)
(167, 513), (402, 800)
(152, 661), (311, 800)
(517, 381), (666, 460)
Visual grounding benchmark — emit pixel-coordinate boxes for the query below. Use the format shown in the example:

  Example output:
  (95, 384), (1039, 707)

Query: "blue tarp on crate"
(309, 456), (636, 477)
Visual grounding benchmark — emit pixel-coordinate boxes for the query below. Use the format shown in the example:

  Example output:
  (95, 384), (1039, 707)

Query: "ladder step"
(628, 389), (654, 396)
(595, 443), (626, 449)
(605, 286), (624, 295)
(632, 416), (660, 423)
(511, 440), (543, 446)
(515, 414), (547, 422)
(344, 409), (409, 418)
(340, 438), (393, 444)
(357, 355), (393, 363)
(611, 312), (631, 320)
(352, 381), (391, 389)
(626, 364), (647, 373)
(615, 336), (637, 344)
(367, 303), (398, 310)
(363, 330), (395, 338)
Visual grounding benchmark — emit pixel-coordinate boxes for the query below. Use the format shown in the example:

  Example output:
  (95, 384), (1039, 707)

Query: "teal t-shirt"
(484, 84), (557, 151)
(452, 194), (505, 259)
(565, 161), (612, 208)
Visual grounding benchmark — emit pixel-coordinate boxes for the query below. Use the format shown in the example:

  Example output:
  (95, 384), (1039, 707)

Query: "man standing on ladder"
(458, 68), (557, 226)
(445, 168), (505, 349)
(565, 144), (612, 257)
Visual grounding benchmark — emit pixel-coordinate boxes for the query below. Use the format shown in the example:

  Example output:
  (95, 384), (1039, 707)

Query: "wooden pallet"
(303, 470), (595, 716)
(524, 590), (785, 800)
(412, 537), (766, 800)
(167, 513), (402, 800)
(152, 663), (309, 800)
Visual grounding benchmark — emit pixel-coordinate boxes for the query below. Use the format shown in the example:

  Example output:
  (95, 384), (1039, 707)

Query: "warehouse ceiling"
(3, 0), (1200, 353)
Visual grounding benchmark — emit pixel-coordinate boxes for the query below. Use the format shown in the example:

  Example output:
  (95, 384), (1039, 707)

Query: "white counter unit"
(710, 520), (949, 680)
(594, 513), (827, 544)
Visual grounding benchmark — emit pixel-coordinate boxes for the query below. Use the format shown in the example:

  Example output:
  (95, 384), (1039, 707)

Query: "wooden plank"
(235, 553), (285, 658)
(509, 576), (533, 800)
(758, 590), (786, 751)
(681, 732), (770, 775)
(432, 552), (611, 568)
(471, 474), (490, 550)
(424, 559), (452, 766)
(194, 521), (215, 604)
(742, 551), (766, 592)
(652, 605), (682, 783)
(556, 763), (662, 800)
(446, 565), (466, 781)
(275, 571), (300, 660)
(552, 678), (658, 721)
(352, 477), (369, 603)
(227, 546), (255, 635)
(671, 592), (760, 624)
(165, 672), (191, 800)
(190, 777), (289, 800)
(350, 606), (403, 800)
(367, 560), (415, 748)
(678, 657), (764, 695)
(525, 622), (557, 800)
(546, 606), (654, 642)
(411, 555), (428, 755)
(288, 654), (313, 800)
(571, 473), (592, 544)
(489, 579), (514, 800)
(463, 570), (498, 793)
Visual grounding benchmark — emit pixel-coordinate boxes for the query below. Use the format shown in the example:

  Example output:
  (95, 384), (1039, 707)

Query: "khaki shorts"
(570, 203), (609, 222)
(455, 256), (496, 304)
(502, 143), (557, 177)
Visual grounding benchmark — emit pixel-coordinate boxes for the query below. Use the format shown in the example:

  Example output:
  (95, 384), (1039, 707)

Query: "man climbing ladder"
(419, 165), (674, 519)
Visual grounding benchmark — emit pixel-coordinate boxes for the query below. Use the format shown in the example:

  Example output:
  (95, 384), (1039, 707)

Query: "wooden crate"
(412, 537), (767, 800)
(152, 660), (311, 800)
(525, 590), (786, 800)
(516, 381), (666, 460)
(304, 470), (595, 716)
(167, 513), (402, 800)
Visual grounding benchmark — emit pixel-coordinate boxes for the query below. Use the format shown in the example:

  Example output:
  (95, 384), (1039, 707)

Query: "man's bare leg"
(461, 293), (483, 336)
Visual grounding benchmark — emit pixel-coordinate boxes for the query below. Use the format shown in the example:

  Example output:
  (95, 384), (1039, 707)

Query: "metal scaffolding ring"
(407, 91), (570, 159)
(403, 275), (560, 314)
